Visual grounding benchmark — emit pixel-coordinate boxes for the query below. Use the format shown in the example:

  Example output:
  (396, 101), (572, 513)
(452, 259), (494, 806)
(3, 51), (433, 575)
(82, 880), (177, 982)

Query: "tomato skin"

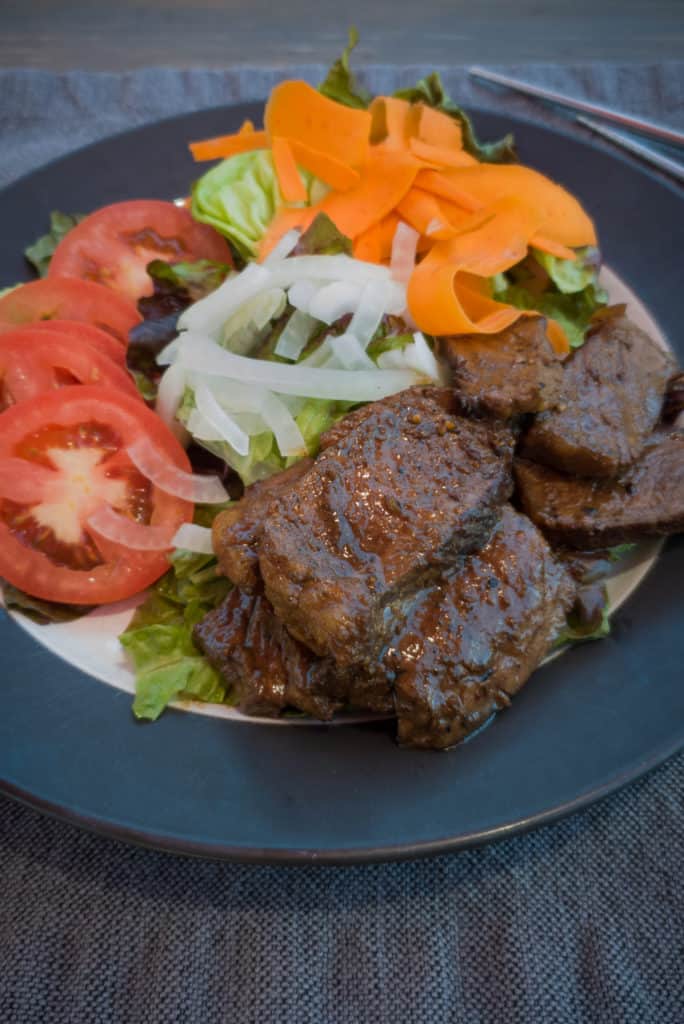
(49, 199), (233, 302)
(0, 332), (140, 406)
(25, 320), (127, 364)
(0, 276), (141, 345)
(0, 386), (193, 604)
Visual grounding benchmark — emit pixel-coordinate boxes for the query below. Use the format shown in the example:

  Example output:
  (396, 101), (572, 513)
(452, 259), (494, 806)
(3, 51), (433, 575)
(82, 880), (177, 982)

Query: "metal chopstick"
(468, 66), (684, 149)
(577, 116), (684, 183)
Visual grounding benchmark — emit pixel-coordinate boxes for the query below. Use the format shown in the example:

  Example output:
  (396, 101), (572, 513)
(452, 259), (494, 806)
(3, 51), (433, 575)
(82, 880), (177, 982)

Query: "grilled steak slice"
(194, 589), (392, 718)
(522, 310), (676, 477)
(258, 388), (515, 667)
(514, 431), (684, 548)
(212, 459), (313, 591)
(437, 318), (563, 418)
(387, 506), (573, 749)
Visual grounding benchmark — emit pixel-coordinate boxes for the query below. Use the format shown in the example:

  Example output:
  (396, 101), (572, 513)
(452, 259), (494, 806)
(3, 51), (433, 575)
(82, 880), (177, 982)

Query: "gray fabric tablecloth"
(1, 63), (683, 1024)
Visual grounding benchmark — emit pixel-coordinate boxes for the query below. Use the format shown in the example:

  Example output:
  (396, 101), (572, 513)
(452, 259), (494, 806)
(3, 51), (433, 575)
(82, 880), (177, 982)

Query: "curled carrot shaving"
(413, 169), (483, 212)
(189, 130), (268, 162)
(265, 80), (371, 168)
(258, 207), (317, 261)
(272, 137), (308, 203)
(396, 189), (457, 240)
(409, 138), (477, 168)
(413, 104), (463, 150)
(369, 97), (411, 148)
(288, 140), (360, 192)
(320, 148), (419, 239)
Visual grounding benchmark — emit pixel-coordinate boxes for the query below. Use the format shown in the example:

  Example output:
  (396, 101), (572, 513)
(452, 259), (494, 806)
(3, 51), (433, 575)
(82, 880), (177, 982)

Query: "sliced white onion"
(328, 333), (375, 370)
(220, 287), (287, 354)
(127, 438), (229, 504)
(274, 309), (317, 361)
(348, 280), (390, 349)
(390, 221), (420, 284)
(156, 362), (187, 432)
(298, 337), (334, 368)
(406, 332), (442, 381)
(308, 281), (362, 325)
(178, 263), (271, 337)
(172, 522), (215, 555)
(263, 229), (300, 265)
(287, 279), (320, 313)
(156, 336), (182, 367)
(87, 505), (175, 551)
(377, 349), (409, 370)
(0, 458), (54, 503)
(177, 335), (422, 401)
(186, 409), (226, 442)
(194, 380), (250, 456)
(269, 254), (391, 289)
(260, 391), (307, 457)
(230, 411), (269, 435)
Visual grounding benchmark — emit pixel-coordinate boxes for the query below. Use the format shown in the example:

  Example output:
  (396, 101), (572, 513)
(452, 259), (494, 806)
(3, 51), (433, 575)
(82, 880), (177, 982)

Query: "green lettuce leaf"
(119, 521), (234, 721)
(319, 27), (372, 110)
(146, 258), (231, 300)
(24, 211), (84, 276)
(394, 72), (516, 163)
(191, 150), (316, 260)
(532, 246), (601, 295)
(1, 581), (93, 624)
(294, 213), (353, 257)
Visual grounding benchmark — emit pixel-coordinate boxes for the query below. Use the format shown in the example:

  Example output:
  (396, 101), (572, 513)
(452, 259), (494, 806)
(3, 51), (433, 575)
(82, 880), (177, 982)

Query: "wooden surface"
(3, 0), (684, 69)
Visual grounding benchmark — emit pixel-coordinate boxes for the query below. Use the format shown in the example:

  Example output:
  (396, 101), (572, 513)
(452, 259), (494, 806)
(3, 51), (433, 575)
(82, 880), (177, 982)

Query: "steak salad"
(1, 33), (682, 749)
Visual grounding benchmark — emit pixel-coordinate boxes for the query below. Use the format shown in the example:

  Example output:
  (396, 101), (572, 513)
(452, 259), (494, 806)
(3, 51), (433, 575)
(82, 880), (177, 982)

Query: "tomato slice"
(0, 332), (140, 409)
(48, 199), (233, 302)
(24, 320), (127, 364)
(0, 386), (193, 604)
(0, 277), (141, 345)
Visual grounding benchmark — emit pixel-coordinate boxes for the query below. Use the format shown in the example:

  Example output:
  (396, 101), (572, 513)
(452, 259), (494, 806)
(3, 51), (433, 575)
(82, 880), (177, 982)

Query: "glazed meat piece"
(211, 459), (313, 591)
(387, 506), (574, 749)
(437, 318), (564, 419)
(514, 431), (684, 548)
(522, 310), (675, 477)
(194, 589), (392, 719)
(258, 388), (515, 666)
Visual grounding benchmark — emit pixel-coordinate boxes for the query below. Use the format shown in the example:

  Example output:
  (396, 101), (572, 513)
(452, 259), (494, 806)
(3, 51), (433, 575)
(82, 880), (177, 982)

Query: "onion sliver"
(127, 438), (229, 503)
(178, 263), (271, 337)
(156, 337), (182, 367)
(87, 505), (175, 551)
(156, 362), (188, 440)
(194, 380), (250, 456)
(178, 336), (422, 401)
(260, 391), (307, 456)
(0, 458), (55, 503)
(288, 279), (319, 313)
(406, 332), (442, 380)
(263, 229), (300, 265)
(348, 281), (390, 349)
(269, 254), (391, 288)
(308, 281), (362, 325)
(274, 309), (317, 361)
(186, 409), (226, 443)
(172, 522), (215, 555)
(390, 221), (420, 284)
(329, 333), (375, 370)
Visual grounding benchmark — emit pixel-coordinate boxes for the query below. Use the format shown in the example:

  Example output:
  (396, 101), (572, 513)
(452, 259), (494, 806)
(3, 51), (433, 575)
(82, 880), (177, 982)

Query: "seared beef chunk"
(194, 588), (392, 719)
(386, 507), (573, 749)
(258, 388), (515, 667)
(515, 432), (684, 548)
(523, 310), (675, 477)
(212, 459), (312, 591)
(437, 318), (563, 419)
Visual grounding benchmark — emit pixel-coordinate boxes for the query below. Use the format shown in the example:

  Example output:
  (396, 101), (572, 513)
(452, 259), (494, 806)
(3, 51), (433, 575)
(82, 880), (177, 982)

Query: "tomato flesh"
(0, 276), (140, 345)
(0, 386), (193, 604)
(49, 199), (232, 302)
(0, 332), (140, 409)
(25, 320), (127, 364)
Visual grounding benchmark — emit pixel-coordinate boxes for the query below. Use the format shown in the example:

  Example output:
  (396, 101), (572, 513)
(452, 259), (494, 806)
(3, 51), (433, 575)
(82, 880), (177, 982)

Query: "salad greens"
(192, 150), (317, 261)
(24, 211), (84, 276)
(120, 545), (234, 721)
(394, 73), (516, 164)
(319, 27), (373, 110)
(493, 247), (607, 349)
